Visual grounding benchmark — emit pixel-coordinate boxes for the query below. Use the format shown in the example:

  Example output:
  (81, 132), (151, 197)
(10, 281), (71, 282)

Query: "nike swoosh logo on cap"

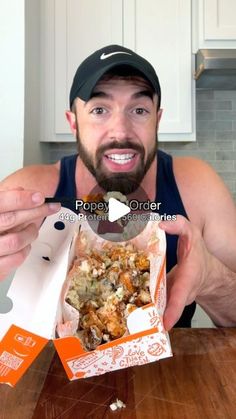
(100, 51), (132, 60)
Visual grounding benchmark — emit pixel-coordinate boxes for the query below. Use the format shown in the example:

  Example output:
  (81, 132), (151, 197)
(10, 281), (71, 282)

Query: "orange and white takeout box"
(0, 209), (172, 386)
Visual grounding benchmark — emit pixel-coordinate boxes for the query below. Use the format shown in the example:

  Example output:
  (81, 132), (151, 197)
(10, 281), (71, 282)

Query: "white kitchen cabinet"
(192, 0), (236, 51)
(55, 0), (123, 135)
(40, 0), (123, 142)
(40, 0), (195, 142)
(123, 0), (194, 140)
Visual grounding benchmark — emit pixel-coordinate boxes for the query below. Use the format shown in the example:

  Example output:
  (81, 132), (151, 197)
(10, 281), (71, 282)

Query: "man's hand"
(159, 215), (211, 331)
(0, 188), (60, 281)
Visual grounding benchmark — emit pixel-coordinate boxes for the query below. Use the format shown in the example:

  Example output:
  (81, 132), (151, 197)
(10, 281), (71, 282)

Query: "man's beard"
(76, 127), (157, 195)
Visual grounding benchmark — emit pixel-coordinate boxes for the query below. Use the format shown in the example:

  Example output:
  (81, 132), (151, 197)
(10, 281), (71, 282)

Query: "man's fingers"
(159, 214), (192, 237)
(163, 277), (190, 330)
(164, 265), (198, 330)
(0, 188), (61, 281)
(159, 215), (208, 329)
(0, 189), (46, 212)
(0, 224), (38, 256)
(0, 203), (60, 233)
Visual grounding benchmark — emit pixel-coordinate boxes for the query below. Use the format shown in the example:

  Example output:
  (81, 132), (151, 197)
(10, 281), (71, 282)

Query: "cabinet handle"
(194, 63), (205, 80)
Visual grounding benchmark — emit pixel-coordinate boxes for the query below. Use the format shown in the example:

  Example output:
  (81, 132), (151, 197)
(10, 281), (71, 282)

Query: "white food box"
(0, 209), (172, 386)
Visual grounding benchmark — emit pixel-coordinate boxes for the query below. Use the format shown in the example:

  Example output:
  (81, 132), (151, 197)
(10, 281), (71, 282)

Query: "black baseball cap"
(69, 44), (161, 108)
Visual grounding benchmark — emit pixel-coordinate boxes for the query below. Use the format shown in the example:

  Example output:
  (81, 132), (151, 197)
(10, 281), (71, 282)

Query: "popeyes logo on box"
(0, 209), (172, 387)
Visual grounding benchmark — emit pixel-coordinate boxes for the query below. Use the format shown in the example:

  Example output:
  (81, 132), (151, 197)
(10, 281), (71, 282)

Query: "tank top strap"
(156, 150), (188, 218)
(54, 154), (78, 211)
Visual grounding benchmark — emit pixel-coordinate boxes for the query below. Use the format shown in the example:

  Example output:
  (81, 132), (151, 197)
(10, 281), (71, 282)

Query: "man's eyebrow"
(88, 91), (112, 100)
(132, 90), (154, 102)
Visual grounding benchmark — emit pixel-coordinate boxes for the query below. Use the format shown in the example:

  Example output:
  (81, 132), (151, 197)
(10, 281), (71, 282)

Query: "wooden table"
(1, 328), (236, 419)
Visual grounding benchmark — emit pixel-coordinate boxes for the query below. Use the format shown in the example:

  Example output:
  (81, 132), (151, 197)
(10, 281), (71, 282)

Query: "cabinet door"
(41, 0), (123, 140)
(123, 0), (194, 141)
(41, 0), (194, 142)
(193, 0), (236, 50)
(204, 0), (236, 40)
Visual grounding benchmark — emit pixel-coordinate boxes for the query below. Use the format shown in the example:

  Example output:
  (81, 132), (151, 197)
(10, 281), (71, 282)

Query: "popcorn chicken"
(119, 271), (135, 294)
(136, 254), (150, 271)
(65, 241), (151, 351)
(82, 325), (103, 351)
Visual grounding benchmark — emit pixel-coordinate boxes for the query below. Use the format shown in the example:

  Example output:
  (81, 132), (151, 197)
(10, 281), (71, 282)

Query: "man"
(0, 45), (236, 330)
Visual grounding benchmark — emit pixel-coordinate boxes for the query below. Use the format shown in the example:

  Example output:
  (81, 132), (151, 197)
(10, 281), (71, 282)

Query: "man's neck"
(75, 156), (157, 201)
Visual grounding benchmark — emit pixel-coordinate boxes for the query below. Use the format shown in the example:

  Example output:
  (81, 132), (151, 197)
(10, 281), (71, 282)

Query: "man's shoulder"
(172, 155), (235, 229)
(172, 156), (218, 185)
(0, 162), (60, 196)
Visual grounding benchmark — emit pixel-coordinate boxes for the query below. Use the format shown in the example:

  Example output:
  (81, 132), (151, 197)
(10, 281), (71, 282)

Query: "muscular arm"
(0, 163), (60, 196)
(174, 157), (236, 269)
(197, 255), (236, 327)
(161, 157), (236, 329)
(160, 216), (236, 330)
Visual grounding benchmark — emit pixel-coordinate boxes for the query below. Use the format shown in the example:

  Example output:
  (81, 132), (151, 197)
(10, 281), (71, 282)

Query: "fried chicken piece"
(97, 304), (126, 339)
(83, 193), (104, 203)
(135, 289), (152, 306)
(80, 310), (104, 332)
(83, 325), (103, 351)
(119, 271), (135, 294)
(110, 247), (126, 261)
(125, 303), (137, 317)
(135, 254), (150, 271)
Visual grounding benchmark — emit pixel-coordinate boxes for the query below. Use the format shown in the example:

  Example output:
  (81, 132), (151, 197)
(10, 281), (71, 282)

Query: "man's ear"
(157, 108), (163, 125)
(65, 111), (77, 137)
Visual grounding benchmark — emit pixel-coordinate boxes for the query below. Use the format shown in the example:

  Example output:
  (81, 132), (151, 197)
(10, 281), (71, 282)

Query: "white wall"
(24, 0), (50, 165)
(0, 0), (24, 308)
(0, 0), (24, 180)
